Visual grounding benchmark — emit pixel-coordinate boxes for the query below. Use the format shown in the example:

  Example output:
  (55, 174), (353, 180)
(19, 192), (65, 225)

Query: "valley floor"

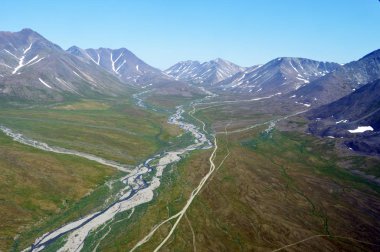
(0, 93), (379, 251)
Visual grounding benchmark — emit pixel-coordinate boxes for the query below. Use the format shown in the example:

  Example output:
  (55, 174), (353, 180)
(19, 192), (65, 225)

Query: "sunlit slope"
(0, 99), (180, 165)
(0, 129), (116, 251)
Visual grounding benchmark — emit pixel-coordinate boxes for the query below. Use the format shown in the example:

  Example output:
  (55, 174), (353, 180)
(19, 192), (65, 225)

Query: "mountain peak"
(67, 45), (82, 52)
(273, 57), (299, 63)
(211, 58), (234, 65)
(67, 46), (87, 57)
(165, 58), (244, 84)
(213, 57), (224, 62)
(68, 45), (81, 50)
(18, 28), (44, 39)
(0, 28), (42, 39)
(69, 47), (166, 84)
(186, 59), (200, 63)
(20, 28), (35, 34)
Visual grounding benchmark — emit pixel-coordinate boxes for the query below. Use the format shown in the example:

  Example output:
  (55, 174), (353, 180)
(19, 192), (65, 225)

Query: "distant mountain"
(0, 29), (126, 101)
(164, 58), (245, 84)
(216, 57), (340, 95)
(293, 49), (380, 105)
(67, 46), (173, 86)
(307, 79), (380, 155)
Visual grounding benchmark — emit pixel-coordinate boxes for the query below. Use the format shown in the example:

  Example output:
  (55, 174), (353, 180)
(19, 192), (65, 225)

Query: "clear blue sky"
(1, 0), (379, 69)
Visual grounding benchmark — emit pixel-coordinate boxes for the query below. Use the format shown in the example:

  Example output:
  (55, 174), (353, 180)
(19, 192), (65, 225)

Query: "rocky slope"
(217, 57), (340, 95)
(293, 49), (380, 105)
(68, 46), (175, 87)
(164, 58), (245, 85)
(0, 29), (127, 101)
(307, 79), (380, 155)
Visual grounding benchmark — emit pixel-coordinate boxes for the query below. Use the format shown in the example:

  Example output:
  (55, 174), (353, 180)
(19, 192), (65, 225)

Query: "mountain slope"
(68, 46), (173, 86)
(216, 57), (340, 95)
(164, 58), (245, 84)
(0, 29), (126, 101)
(307, 79), (380, 155)
(293, 49), (380, 105)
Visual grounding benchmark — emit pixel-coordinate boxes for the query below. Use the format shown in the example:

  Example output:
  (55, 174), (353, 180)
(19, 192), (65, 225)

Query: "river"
(0, 95), (213, 252)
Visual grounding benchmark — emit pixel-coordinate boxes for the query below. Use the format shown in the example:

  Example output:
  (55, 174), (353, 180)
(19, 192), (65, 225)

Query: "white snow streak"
(88, 52), (100, 65)
(348, 126), (374, 133)
(38, 78), (52, 89)
(55, 77), (81, 95)
(3, 49), (18, 59)
(295, 101), (311, 107)
(111, 51), (124, 74)
(336, 119), (348, 124)
(9, 43), (42, 74)
(72, 71), (82, 79)
(0, 62), (12, 69)
(27, 57), (45, 67)
(73, 67), (97, 84)
(23, 43), (33, 54)
(12, 56), (26, 74)
(289, 60), (299, 73)
(116, 60), (126, 72)
(296, 77), (310, 83)
(24, 55), (39, 65)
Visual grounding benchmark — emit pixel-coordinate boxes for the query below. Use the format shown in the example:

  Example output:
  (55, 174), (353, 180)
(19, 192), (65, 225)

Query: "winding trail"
(130, 100), (233, 252)
(3, 90), (309, 251)
(152, 136), (218, 252)
(219, 110), (308, 135)
(10, 93), (212, 252)
(130, 136), (219, 252)
(129, 92), (292, 251)
(129, 91), (378, 252)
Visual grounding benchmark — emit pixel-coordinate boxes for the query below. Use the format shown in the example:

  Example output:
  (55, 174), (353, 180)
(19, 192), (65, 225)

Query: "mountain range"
(164, 48), (380, 110)
(67, 46), (172, 86)
(0, 29), (201, 101)
(293, 49), (380, 105)
(215, 57), (340, 95)
(0, 29), (127, 101)
(1, 29), (380, 121)
(164, 58), (245, 85)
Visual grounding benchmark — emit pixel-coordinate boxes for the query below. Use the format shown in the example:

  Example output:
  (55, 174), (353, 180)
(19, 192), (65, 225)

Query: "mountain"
(216, 57), (340, 95)
(0, 29), (126, 101)
(67, 46), (173, 86)
(164, 58), (245, 84)
(293, 49), (380, 105)
(307, 79), (380, 155)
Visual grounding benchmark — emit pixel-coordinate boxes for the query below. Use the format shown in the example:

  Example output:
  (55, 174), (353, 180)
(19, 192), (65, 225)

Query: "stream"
(0, 94), (213, 251)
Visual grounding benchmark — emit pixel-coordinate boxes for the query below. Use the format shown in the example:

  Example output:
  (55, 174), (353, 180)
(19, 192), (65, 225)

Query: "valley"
(0, 27), (379, 252)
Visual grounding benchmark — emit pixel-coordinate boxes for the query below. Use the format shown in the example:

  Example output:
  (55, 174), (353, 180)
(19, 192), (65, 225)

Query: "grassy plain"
(2, 94), (379, 251)
(0, 97), (182, 251)
(0, 130), (117, 251)
(81, 99), (380, 251)
(0, 98), (180, 165)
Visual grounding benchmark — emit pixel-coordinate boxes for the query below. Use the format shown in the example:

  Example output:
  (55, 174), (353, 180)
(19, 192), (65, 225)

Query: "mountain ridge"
(293, 49), (380, 105)
(0, 28), (128, 101)
(215, 57), (341, 95)
(67, 46), (170, 86)
(164, 58), (245, 85)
